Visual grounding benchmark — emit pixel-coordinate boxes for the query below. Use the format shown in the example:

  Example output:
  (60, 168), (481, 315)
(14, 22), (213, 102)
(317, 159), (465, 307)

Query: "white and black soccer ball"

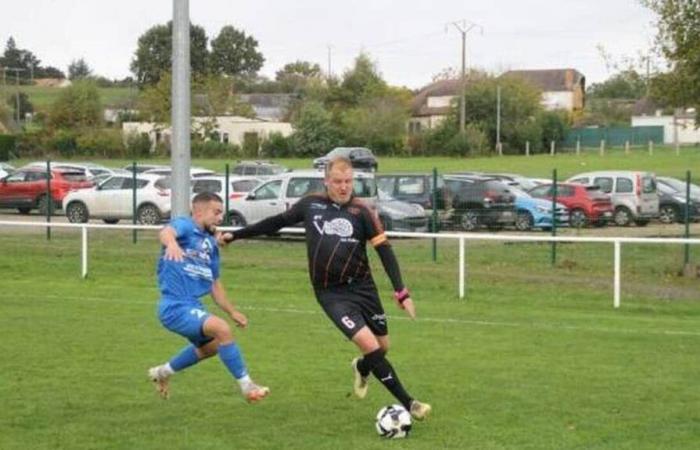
(375, 404), (412, 439)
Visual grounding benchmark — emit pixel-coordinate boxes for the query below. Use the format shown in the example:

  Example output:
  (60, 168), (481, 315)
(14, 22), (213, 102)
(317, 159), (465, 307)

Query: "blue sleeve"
(169, 216), (194, 238)
(210, 237), (220, 280)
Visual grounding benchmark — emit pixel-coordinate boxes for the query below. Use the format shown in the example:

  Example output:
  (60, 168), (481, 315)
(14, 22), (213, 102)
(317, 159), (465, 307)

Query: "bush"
(444, 125), (490, 157)
(124, 132), (152, 158)
(76, 129), (124, 158)
(260, 132), (293, 157)
(0, 134), (16, 161)
(50, 130), (79, 157)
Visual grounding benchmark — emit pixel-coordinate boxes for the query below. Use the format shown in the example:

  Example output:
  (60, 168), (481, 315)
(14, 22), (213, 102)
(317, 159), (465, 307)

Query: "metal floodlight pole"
(171, 0), (192, 217)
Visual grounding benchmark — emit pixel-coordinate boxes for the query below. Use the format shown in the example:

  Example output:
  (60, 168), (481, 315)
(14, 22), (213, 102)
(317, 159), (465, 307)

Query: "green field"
(1, 225), (699, 449)
(2, 85), (135, 109)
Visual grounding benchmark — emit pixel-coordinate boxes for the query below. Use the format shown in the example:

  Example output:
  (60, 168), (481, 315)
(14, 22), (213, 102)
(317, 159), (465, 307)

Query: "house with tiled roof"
(408, 78), (464, 133)
(501, 68), (585, 112)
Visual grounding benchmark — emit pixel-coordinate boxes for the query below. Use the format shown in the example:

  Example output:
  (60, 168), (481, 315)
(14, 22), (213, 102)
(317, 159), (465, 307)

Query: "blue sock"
(218, 342), (248, 379)
(169, 345), (199, 372)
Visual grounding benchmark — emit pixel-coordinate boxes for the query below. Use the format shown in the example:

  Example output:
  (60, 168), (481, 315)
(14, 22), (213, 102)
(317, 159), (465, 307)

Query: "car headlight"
(535, 205), (552, 213)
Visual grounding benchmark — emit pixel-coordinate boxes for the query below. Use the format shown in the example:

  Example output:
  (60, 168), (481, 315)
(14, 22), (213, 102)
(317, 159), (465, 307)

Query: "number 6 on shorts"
(341, 315), (356, 329)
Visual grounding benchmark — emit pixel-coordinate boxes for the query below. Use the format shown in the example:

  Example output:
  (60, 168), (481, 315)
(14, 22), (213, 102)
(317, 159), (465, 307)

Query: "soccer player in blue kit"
(148, 192), (269, 403)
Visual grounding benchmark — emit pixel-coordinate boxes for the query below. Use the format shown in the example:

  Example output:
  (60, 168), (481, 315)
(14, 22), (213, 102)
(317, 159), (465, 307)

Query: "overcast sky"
(1, 0), (660, 89)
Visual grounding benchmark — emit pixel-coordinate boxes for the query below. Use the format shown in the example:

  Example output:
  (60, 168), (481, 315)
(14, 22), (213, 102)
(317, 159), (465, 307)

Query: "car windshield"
(508, 186), (529, 197)
(353, 177), (376, 197)
(661, 178), (700, 196)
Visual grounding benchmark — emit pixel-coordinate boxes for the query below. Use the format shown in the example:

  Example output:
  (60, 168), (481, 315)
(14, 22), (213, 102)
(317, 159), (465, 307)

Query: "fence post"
(576, 138), (581, 156)
(625, 140), (630, 155)
(551, 169), (557, 267)
(648, 140), (654, 156)
(550, 140), (555, 156)
(614, 240), (621, 308)
(46, 159), (52, 241)
(685, 170), (691, 267)
(432, 168), (438, 262)
(224, 163), (230, 225)
(676, 140), (680, 156)
(459, 237), (465, 299)
(82, 225), (88, 278)
(599, 140), (605, 156)
(525, 141), (530, 157)
(132, 161), (138, 244)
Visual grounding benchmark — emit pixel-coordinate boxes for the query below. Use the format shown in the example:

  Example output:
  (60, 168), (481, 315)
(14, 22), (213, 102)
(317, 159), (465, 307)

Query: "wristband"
(394, 288), (410, 304)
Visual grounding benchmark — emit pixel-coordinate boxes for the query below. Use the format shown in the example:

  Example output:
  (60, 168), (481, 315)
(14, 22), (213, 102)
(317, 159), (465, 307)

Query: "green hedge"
(0, 134), (16, 161)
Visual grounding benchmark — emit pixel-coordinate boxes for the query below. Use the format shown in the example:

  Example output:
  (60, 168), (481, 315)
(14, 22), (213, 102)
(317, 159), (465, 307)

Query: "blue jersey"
(157, 216), (220, 302)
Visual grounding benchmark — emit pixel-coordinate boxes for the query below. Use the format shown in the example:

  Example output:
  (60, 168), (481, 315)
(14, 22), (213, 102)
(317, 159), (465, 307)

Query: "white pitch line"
(10, 293), (700, 338)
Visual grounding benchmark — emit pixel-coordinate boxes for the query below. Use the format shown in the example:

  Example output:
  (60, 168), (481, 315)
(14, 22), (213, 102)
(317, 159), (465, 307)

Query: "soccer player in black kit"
(223, 157), (431, 420)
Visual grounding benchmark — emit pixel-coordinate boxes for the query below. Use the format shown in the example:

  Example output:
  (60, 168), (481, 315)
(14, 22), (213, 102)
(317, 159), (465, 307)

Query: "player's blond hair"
(325, 156), (353, 176)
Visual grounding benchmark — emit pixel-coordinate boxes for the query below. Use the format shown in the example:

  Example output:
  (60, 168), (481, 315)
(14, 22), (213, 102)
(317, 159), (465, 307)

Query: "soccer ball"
(375, 404), (412, 439)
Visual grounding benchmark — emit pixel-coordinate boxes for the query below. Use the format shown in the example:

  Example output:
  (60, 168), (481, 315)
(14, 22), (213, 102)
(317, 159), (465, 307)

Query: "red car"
(0, 167), (94, 215)
(528, 183), (613, 227)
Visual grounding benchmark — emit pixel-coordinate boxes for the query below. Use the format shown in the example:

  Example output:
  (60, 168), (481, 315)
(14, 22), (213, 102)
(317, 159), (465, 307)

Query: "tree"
(0, 37), (41, 80)
(587, 70), (647, 99)
(209, 25), (264, 77)
(68, 58), (92, 80)
(130, 21), (209, 87)
(275, 60), (322, 92)
(329, 53), (387, 109)
(48, 80), (103, 129)
(291, 101), (341, 156)
(6, 91), (33, 120)
(642, 0), (700, 116)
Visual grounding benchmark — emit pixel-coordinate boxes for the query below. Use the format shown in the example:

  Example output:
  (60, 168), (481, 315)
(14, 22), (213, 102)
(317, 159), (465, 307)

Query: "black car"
(312, 147), (378, 172)
(443, 175), (517, 231)
(656, 176), (700, 223)
(376, 173), (447, 210)
(231, 160), (288, 177)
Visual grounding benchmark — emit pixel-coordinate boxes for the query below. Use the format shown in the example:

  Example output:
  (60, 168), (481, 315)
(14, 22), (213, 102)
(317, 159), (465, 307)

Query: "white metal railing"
(2, 220), (699, 309)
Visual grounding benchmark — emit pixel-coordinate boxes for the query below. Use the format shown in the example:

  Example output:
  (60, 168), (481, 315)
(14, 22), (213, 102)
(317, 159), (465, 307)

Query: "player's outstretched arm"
(375, 243), (416, 320)
(211, 280), (248, 328)
(160, 226), (184, 261)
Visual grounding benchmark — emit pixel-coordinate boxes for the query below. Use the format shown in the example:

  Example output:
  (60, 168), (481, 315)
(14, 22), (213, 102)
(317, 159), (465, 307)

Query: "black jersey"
(280, 194), (385, 289)
(231, 193), (405, 293)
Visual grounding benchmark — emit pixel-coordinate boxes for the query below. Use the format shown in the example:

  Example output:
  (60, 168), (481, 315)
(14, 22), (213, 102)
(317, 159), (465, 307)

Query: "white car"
(143, 166), (216, 178)
(227, 169), (376, 226)
(191, 176), (262, 201)
(23, 161), (116, 180)
(63, 173), (172, 225)
(0, 162), (15, 179)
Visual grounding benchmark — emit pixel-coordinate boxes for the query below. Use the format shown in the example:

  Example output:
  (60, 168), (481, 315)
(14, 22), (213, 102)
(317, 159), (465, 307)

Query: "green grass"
(1, 229), (699, 449)
(2, 85), (136, 109)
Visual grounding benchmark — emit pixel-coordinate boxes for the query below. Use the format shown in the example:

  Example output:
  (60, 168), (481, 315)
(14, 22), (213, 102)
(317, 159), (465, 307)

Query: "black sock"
(358, 349), (413, 409)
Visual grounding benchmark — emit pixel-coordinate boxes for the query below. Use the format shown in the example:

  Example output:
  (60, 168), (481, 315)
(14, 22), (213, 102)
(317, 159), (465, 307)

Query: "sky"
(1, 0), (661, 89)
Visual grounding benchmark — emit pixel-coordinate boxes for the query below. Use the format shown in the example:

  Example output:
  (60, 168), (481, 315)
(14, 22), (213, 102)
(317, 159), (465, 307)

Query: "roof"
(411, 79), (465, 116)
(500, 69), (585, 92)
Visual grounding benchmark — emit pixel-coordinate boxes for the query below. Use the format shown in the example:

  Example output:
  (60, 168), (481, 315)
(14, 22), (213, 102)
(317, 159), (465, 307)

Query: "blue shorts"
(158, 299), (214, 348)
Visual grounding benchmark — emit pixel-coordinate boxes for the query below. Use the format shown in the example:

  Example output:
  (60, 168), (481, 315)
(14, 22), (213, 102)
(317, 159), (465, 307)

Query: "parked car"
(0, 162), (15, 179)
(0, 167), (93, 214)
(656, 176), (700, 223)
(528, 183), (613, 227)
(375, 173), (446, 210)
(508, 186), (569, 231)
(442, 175), (516, 231)
(481, 173), (541, 191)
(191, 176), (262, 201)
(143, 166), (216, 178)
(23, 161), (115, 181)
(225, 169), (376, 227)
(123, 164), (170, 174)
(566, 171), (659, 226)
(375, 189), (429, 232)
(231, 160), (288, 177)
(63, 173), (171, 225)
(313, 147), (378, 172)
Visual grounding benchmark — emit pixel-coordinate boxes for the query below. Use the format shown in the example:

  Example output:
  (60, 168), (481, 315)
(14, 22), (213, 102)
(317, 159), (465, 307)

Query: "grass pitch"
(1, 228), (699, 449)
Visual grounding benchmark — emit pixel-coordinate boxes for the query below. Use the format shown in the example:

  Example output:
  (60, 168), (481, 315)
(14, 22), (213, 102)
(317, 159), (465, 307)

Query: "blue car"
(510, 187), (569, 231)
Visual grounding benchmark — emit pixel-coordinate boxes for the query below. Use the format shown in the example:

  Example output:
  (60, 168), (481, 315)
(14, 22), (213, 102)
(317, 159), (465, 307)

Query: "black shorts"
(315, 282), (387, 339)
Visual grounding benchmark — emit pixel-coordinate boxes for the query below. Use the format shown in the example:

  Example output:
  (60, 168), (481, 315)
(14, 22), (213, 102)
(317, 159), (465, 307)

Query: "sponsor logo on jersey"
(310, 202), (327, 210)
(313, 217), (354, 237)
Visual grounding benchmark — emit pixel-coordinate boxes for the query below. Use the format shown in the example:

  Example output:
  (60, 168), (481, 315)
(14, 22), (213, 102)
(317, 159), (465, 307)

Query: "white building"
(122, 116), (293, 149)
(631, 111), (699, 144)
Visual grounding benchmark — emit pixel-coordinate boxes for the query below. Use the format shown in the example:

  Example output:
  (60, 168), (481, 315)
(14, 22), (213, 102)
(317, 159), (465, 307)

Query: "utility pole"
(327, 45), (333, 79)
(171, 0), (191, 217)
(448, 20), (482, 133)
(5, 67), (25, 123)
(496, 85), (501, 152)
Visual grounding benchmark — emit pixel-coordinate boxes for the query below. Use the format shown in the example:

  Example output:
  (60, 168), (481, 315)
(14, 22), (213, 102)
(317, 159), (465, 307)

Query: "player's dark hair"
(325, 156), (353, 175)
(192, 191), (223, 205)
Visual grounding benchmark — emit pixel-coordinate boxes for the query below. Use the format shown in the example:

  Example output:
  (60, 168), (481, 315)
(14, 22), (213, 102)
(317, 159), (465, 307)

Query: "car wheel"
(459, 210), (479, 231)
(137, 204), (162, 225)
(570, 209), (587, 228)
(613, 207), (632, 226)
(65, 202), (89, 223)
(37, 195), (57, 216)
(17, 207), (31, 214)
(659, 205), (678, 224)
(227, 212), (247, 227)
(515, 211), (534, 231)
(380, 215), (393, 231)
(103, 218), (120, 224)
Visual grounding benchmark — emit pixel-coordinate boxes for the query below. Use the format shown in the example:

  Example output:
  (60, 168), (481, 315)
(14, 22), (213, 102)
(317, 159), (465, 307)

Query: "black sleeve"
(375, 243), (405, 292)
(231, 197), (307, 240)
